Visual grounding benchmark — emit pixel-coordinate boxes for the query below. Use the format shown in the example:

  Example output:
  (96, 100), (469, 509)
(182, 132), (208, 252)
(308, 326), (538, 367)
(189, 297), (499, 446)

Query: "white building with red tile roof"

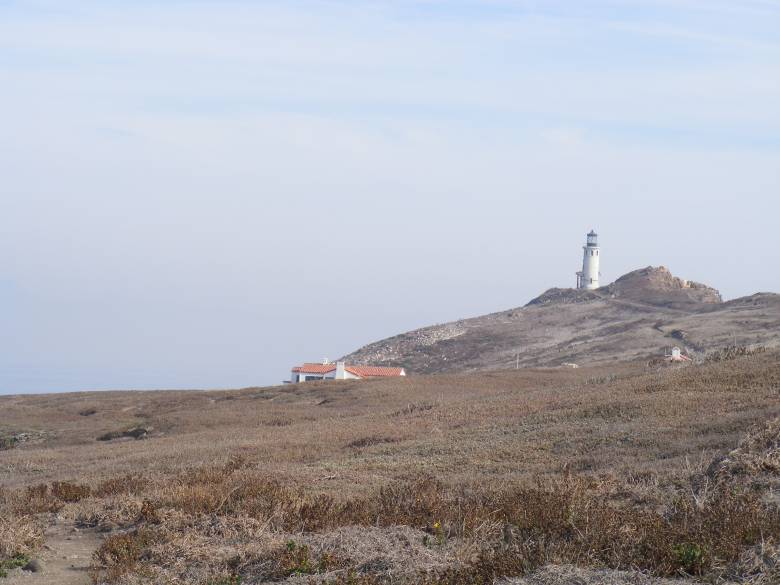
(290, 360), (406, 383)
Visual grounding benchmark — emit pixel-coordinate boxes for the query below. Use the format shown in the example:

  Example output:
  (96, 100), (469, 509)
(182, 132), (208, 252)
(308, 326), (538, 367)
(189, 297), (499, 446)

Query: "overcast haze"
(1, 1), (779, 394)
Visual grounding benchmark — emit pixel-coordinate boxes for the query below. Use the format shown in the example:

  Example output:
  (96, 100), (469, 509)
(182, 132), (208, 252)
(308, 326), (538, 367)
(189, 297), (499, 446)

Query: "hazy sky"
(1, 0), (779, 394)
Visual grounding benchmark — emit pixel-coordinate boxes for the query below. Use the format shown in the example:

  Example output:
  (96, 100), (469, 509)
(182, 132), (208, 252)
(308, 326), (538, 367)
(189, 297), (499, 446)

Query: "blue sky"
(1, 0), (779, 393)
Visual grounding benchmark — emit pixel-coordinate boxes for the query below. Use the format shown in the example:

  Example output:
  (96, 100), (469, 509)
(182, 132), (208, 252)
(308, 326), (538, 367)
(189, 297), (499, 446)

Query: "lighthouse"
(576, 230), (600, 290)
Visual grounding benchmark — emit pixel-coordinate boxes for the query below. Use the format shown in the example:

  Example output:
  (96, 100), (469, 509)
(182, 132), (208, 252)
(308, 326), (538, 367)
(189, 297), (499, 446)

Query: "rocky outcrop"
(341, 324), (466, 367)
(528, 267), (722, 310)
(605, 266), (722, 308)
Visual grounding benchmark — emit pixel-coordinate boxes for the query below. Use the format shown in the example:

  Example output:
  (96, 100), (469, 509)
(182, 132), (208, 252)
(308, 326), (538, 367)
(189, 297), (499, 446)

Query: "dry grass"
(1, 351), (779, 583)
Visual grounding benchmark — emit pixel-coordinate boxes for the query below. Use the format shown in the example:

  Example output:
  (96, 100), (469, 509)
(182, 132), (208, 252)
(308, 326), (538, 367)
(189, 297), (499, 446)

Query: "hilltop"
(343, 266), (780, 373)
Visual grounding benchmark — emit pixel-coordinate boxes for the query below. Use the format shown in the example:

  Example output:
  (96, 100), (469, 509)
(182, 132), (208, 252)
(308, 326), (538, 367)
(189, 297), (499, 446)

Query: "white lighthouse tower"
(576, 230), (601, 290)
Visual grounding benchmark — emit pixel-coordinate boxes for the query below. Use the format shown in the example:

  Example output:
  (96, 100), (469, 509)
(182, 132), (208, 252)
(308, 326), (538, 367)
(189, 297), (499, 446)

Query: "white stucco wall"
(292, 366), (361, 382)
(323, 368), (360, 380)
(581, 245), (600, 289)
(292, 366), (404, 383)
(292, 372), (325, 382)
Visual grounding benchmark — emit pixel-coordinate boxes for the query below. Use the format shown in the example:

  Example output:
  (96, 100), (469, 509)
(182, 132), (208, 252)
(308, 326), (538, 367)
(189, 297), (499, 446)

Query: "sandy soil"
(4, 519), (102, 585)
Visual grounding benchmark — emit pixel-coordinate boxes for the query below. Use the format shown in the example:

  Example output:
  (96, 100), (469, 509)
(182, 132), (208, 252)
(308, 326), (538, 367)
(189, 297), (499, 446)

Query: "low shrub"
(674, 543), (707, 574)
(19, 484), (63, 514)
(0, 437), (16, 451)
(207, 577), (242, 585)
(273, 540), (344, 578)
(391, 401), (435, 417)
(94, 475), (148, 498)
(345, 436), (398, 449)
(0, 554), (30, 578)
(92, 528), (156, 582)
(51, 481), (91, 503)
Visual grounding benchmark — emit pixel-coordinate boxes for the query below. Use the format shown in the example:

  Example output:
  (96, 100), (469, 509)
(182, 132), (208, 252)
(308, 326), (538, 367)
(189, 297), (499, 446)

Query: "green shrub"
(673, 542), (707, 574)
(0, 554), (30, 578)
(276, 540), (341, 577)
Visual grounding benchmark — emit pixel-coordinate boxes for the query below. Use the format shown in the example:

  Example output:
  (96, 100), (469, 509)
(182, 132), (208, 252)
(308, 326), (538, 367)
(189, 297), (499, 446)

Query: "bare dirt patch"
(3, 520), (101, 585)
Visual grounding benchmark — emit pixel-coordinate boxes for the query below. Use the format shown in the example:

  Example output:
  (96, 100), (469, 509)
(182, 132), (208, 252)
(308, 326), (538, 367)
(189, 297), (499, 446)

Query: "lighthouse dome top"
(586, 230), (599, 246)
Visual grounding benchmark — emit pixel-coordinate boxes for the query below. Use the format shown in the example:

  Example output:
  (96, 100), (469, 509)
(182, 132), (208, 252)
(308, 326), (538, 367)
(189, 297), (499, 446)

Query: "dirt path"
(5, 520), (102, 585)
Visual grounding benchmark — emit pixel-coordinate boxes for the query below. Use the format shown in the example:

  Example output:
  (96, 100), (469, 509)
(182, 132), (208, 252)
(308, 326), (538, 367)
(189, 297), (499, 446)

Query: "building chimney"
(335, 361), (346, 380)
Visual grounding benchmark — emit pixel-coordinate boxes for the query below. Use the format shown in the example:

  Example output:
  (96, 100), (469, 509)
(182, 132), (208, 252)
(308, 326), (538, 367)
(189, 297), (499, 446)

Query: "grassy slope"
(2, 355), (779, 490)
(1, 352), (779, 583)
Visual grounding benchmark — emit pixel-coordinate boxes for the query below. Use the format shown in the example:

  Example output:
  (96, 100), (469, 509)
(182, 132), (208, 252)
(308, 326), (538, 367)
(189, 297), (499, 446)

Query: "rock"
(97, 426), (149, 441)
(22, 559), (43, 573)
(1, 430), (51, 450)
(125, 427), (149, 439)
(607, 266), (722, 307)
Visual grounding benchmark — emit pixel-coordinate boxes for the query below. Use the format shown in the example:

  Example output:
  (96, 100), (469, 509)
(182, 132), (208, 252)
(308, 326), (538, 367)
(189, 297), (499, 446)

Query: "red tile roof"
(346, 365), (405, 377)
(291, 363), (336, 374)
(291, 363), (405, 377)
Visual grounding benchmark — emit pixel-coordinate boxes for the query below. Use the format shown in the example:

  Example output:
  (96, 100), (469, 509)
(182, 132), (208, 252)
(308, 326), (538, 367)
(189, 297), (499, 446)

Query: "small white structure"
(290, 360), (406, 383)
(667, 346), (692, 362)
(576, 230), (601, 290)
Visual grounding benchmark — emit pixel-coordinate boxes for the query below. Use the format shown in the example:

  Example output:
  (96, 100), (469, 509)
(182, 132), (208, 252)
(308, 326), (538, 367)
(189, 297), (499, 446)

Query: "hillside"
(343, 266), (780, 373)
(1, 352), (779, 584)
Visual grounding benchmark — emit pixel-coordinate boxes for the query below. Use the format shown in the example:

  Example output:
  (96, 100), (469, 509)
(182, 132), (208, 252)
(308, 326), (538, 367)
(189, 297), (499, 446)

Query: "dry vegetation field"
(1, 351), (779, 584)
